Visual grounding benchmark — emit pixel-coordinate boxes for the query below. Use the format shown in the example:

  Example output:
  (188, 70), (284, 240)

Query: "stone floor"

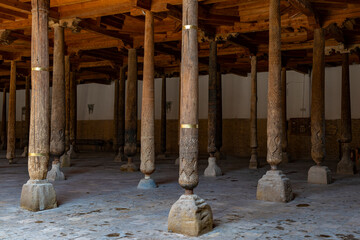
(0, 151), (359, 240)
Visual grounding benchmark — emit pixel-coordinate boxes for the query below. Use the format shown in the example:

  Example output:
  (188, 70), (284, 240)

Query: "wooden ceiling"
(0, 0), (360, 89)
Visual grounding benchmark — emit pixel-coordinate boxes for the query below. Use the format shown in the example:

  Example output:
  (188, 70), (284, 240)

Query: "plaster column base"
(6, 152), (14, 164)
(60, 153), (71, 167)
(174, 157), (179, 165)
(204, 157), (222, 177)
(21, 146), (28, 157)
(256, 170), (293, 202)
(282, 152), (289, 164)
(68, 144), (77, 159)
(46, 162), (65, 181)
(337, 157), (355, 175)
(168, 194), (213, 237)
(308, 165), (332, 184)
(20, 180), (57, 212)
(114, 151), (126, 163)
(137, 177), (157, 189)
(120, 158), (138, 172)
(249, 153), (259, 169)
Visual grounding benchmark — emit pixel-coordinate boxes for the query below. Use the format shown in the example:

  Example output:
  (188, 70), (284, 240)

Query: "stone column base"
(256, 170), (293, 202)
(20, 180), (57, 212)
(337, 158), (355, 175)
(21, 146), (28, 158)
(204, 157), (222, 177)
(114, 152), (126, 162)
(249, 154), (259, 169)
(308, 165), (332, 184)
(60, 153), (71, 167)
(68, 144), (77, 159)
(174, 157), (179, 165)
(168, 194), (213, 237)
(137, 177), (157, 189)
(47, 162), (65, 181)
(120, 158), (138, 172)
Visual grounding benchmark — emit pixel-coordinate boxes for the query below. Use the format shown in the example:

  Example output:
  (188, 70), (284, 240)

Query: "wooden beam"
(325, 23), (344, 43)
(0, 0), (59, 19)
(133, 0), (152, 11)
(286, 0), (320, 28)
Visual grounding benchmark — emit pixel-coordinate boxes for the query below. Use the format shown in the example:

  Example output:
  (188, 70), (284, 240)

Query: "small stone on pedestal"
(256, 170), (293, 202)
(168, 194), (213, 237)
(308, 165), (332, 184)
(21, 146), (28, 157)
(120, 158), (138, 172)
(47, 162), (65, 181)
(204, 157), (222, 177)
(60, 153), (71, 167)
(137, 176), (157, 189)
(20, 180), (57, 211)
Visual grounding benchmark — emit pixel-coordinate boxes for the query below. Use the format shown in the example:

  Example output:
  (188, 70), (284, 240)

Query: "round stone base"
(137, 178), (157, 189)
(308, 165), (332, 184)
(168, 194), (213, 237)
(20, 180), (57, 212)
(337, 157), (355, 175)
(204, 157), (222, 177)
(120, 161), (138, 172)
(256, 170), (294, 202)
(47, 162), (65, 181)
(60, 153), (71, 168)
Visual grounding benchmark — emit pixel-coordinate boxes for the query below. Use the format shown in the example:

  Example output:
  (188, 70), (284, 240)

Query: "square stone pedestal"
(20, 180), (57, 212)
(204, 157), (222, 177)
(308, 165), (332, 184)
(256, 170), (293, 202)
(168, 194), (213, 236)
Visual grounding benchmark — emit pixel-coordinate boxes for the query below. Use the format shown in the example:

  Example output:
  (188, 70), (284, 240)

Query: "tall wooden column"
(1, 87), (6, 150)
(69, 71), (77, 158)
(138, 10), (156, 188)
(215, 67), (223, 159)
(113, 73), (119, 152)
(308, 28), (331, 184)
(256, 0), (293, 203)
(168, 0), (213, 236)
(205, 40), (222, 177)
(281, 67), (289, 163)
(20, 0), (57, 212)
(160, 74), (167, 157)
(6, 60), (16, 164)
(249, 55), (259, 169)
(114, 66), (126, 162)
(121, 49), (138, 172)
(337, 53), (354, 174)
(47, 23), (65, 181)
(64, 55), (70, 151)
(21, 76), (31, 157)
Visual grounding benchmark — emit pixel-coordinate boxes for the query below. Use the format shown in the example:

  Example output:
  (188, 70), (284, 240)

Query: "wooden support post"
(168, 0), (213, 236)
(69, 71), (77, 158)
(204, 40), (222, 177)
(337, 53), (354, 174)
(47, 23), (65, 181)
(215, 66), (223, 159)
(20, 0), (57, 212)
(138, 10), (157, 188)
(249, 55), (259, 169)
(114, 66), (126, 162)
(22, 76), (30, 157)
(121, 48), (138, 172)
(113, 70), (119, 152)
(281, 67), (289, 163)
(1, 87), (6, 150)
(160, 74), (166, 156)
(256, 0), (293, 203)
(64, 56), (70, 151)
(308, 28), (331, 184)
(6, 60), (16, 164)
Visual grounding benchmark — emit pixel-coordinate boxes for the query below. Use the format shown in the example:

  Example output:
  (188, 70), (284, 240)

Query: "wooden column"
(115, 66), (126, 162)
(249, 55), (259, 169)
(281, 67), (289, 163)
(215, 67), (222, 155)
(308, 28), (331, 184)
(64, 55), (70, 151)
(6, 61), (16, 163)
(160, 74), (167, 155)
(122, 48), (138, 171)
(113, 71), (119, 152)
(69, 71), (77, 153)
(139, 10), (156, 186)
(24, 76), (31, 151)
(256, 0), (293, 203)
(337, 53), (354, 174)
(1, 88), (6, 150)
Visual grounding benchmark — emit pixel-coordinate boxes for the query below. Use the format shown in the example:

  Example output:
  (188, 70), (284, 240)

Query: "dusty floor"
(0, 150), (359, 240)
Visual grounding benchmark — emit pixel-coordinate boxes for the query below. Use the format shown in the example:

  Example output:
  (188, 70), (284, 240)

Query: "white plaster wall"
(3, 65), (360, 122)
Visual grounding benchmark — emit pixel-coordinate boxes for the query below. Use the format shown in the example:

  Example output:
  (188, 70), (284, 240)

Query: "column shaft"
(207, 40), (217, 156)
(281, 67), (288, 162)
(1, 88), (6, 149)
(69, 72), (77, 146)
(215, 68), (222, 151)
(249, 55), (258, 168)
(114, 70), (119, 152)
(161, 74), (166, 154)
(118, 66), (126, 153)
(7, 61), (16, 162)
(24, 76), (30, 147)
(64, 55), (70, 151)
(340, 53), (351, 142)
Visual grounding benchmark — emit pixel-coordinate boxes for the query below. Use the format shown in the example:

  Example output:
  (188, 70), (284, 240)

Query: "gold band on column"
(181, 124), (198, 129)
(32, 67), (49, 72)
(183, 25), (198, 30)
(28, 152), (49, 157)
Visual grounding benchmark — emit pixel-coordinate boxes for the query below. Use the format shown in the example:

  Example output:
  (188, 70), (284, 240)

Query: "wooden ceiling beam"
(286, 0), (320, 28)
(0, 0), (59, 19)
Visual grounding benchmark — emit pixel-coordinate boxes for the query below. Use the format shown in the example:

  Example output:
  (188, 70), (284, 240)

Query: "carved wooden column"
(20, 0), (57, 211)
(249, 55), (259, 169)
(6, 60), (16, 164)
(337, 53), (354, 174)
(308, 28), (331, 184)
(69, 71), (77, 158)
(121, 49), (138, 172)
(174, 74), (181, 165)
(47, 23), (65, 181)
(21, 76), (31, 157)
(281, 67), (289, 163)
(114, 66), (126, 162)
(138, 10), (157, 189)
(215, 67), (223, 160)
(113, 71), (119, 153)
(1, 87), (6, 150)
(60, 55), (71, 167)
(256, 0), (293, 203)
(168, 0), (213, 236)
(159, 74), (167, 158)
(205, 40), (222, 177)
